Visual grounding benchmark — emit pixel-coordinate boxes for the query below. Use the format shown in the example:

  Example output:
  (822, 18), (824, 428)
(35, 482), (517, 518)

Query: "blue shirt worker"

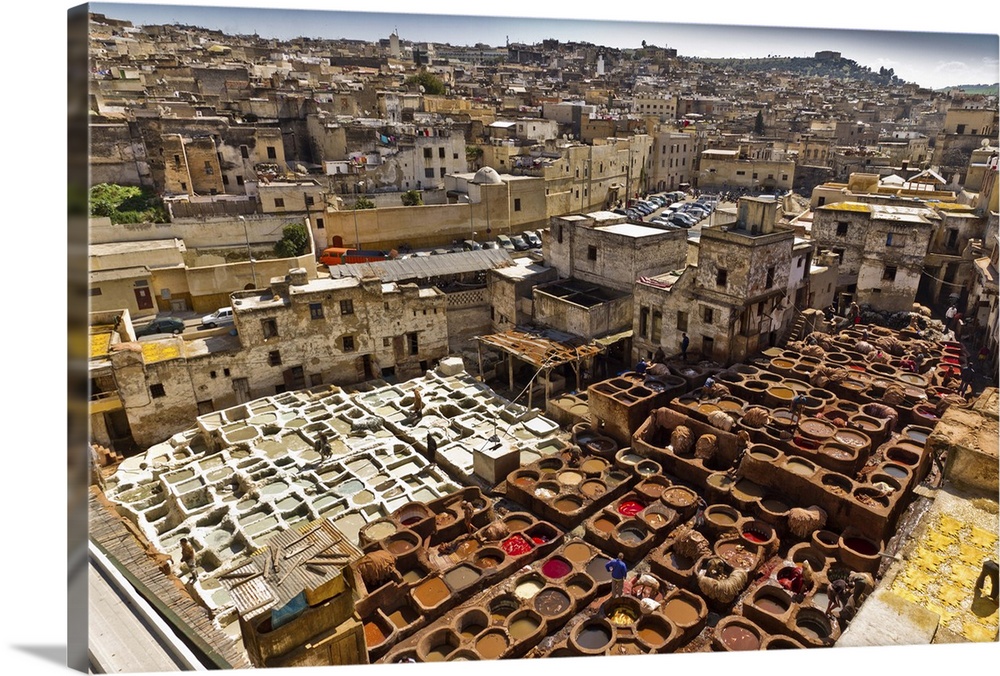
(635, 359), (648, 375)
(791, 394), (808, 423)
(680, 333), (690, 361)
(605, 553), (628, 597)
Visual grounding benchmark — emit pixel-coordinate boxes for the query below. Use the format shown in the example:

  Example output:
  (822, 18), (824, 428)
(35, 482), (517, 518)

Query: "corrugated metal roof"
(326, 248), (512, 282)
(219, 519), (363, 623)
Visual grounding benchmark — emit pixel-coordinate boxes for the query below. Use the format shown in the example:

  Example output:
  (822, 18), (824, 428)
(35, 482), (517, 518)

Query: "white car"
(201, 307), (234, 328)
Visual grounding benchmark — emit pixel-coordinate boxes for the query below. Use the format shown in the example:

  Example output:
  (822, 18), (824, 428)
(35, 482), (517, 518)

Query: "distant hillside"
(694, 55), (906, 86)
(938, 83), (999, 95)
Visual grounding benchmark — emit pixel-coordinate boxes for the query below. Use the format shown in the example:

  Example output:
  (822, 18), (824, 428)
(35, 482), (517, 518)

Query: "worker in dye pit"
(699, 377), (716, 401)
(411, 388), (423, 420)
(960, 365), (976, 398)
(605, 553), (629, 598)
(566, 445), (582, 468)
(461, 500), (475, 535)
(680, 332), (690, 361)
(179, 538), (198, 579)
(653, 346), (666, 364)
(634, 358), (649, 376)
(899, 355), (917, 373)
(314, 431), (331, 461)
(791, 393), (808, 423)
(826, 577), (851, 618)
(974, 559), (999, 601)
(426, 431), (438, 460)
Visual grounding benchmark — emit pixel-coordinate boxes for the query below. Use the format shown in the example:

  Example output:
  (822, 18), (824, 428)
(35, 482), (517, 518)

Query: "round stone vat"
(563, 540), (594, 565)
(635, 613), (678, 651)
(556, 469), (584, 488)
(554, 494), (585, 515)
(642, 506), (677, 531)
(616, 497), (647, 517)
(385, 529), (421, 557)
(474, 629), (510, 660)
(731, 478), (767, 512)
(569, 618), (616, 656)
(798, 417), (837, 441)
(533, 586), (573, 621)
(513, 573), (546, 601)
(715, 538), (761, 571)
(811, 529), (840, 556)
(744, 444), (781, 472)
(613, 520), (650, 548)
(740, 519), (776, 549)
(540, 555), (574, 581)
(854, 487), (891, 510)
(488, 593), (520, 622)
(474, 546), (506, 570)
(660, 485), (698, 515)
(880, 462), (912, 486)
(869, 473), (902, 494)
(417, 627), (461, 662)
(579, 456), (610, 475)
(751, 584), (793, 617)
(885, 445), (920, 467)
(784, 456), (818, 477)
(579, 478), (608, 500)
(443, 563), (481, 594)
(394, 504), (431, 528)
(713, 616), (763, 651)
(591, 512), (621, 537)
(704, 504), (741, 536)
(603, 595), (642, 629)
(509, 470), (540, 491)
(565, 572), (596, 602)
(585, 554), (613, 585)
(794, 607), (834, 644)
(583, 434), (618, 458)
(500, 533), (535, 558)
(704, 472), (735, 503)
(412, 575), (452, 612)
(532, 480), (562, 501)
(453, 608), (490, 641)
(820, 472), (854, 497)
(762, 635), (806, 649)
(503, 512), (535, 532)
(537, 456), (564, 474)
(839, 533), (882, 574)
(615, 448), (643, 469)
(505, 607), (544, 646)
(635, 476), (670, 501)
(635, 458), (662, 477)
(661, 590), (706, 631)
(789, 543), (827, 574)
(526, 522), (559, 546)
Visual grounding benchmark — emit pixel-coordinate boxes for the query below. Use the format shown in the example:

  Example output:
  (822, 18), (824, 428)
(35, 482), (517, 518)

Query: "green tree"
(354, 196), (375, 210)
(89, 183), (168, 223)
(401, 190), (423, 206)
(405, 71), (445, 95)
(274, 223), (310, 258)
(754, 110), (765, 136)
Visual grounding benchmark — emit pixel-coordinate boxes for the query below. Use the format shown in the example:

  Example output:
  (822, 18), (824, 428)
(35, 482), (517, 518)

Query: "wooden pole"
(477, 340), (484, 382)
(508, 353), (515, 395)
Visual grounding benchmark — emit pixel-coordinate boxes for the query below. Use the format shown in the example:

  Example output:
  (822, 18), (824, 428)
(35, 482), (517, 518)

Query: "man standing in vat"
(314, 430), (331, 462)
(461, 500), (476, 535)
(411, 387), (424, 421)
(179, 537), (198, 580)
(606, 553), (629, 597)
(791, 393), (808, 423)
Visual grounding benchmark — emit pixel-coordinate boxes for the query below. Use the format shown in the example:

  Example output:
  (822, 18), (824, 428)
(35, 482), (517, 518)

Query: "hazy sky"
(90, 1), (999, 90)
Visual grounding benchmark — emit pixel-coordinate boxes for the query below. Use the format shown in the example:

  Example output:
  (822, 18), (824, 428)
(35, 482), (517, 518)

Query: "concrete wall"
(533, 292), (632, 341)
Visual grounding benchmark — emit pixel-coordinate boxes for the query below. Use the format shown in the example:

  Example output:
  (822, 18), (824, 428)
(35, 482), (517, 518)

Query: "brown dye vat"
(719, 624), (760, 650)
(854, 488), (890, 508)
(413, 577), (450, 608)
(580, 480), (607, 498)
(455, 610), (488, 639)
(400, 567), (426, 585)
(795, 609), (832, 641)
(511, 473), (538, 489)
(534, 588), (572, 616)
(785, 457), (817, 476)
(761, 497), (788, 514)
(616, 526), (647, 545)
(364, 621), (387, 647)
(644, 511), (670, 529)
(566, 573), (595, 598)
(564, 541), (593, 564)
(753, 587), (791, 615)
(475, 547), (504, 569)
(593, 516), (617, 534)
(705, 504), (739, 527)
(811, 530), (839, 555)
(580, 457), (609, 474)
(636, 459), (661, 476)
(505, 515), (533, 531)
(444, 564), (480, 592)
(475, 631), (509, 659)
(555, 496), (584, 513)
(821, 473), (852, 495)
(662, 597), (700, 626)
(798, 417), (836, 440)
(716, 541), (758, 570)
(732, 478), (767, 501)
(661, 486), (697, 510)
(636, 618), (672, 649)
(833, 428), (868, 450)
(717, 398), (745, 413)
(455, 539), (480, 558)
(387, 604), (419, 629)
(424, 646), (453, 662)
(387, 538), (417, 556)
(637, 479), (668, 501)
(538, 457), (564, 472)
(822, 444), (855, 461)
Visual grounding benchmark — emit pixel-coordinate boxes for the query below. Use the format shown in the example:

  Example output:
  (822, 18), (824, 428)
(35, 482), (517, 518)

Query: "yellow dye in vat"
(142, 341), (183, 364)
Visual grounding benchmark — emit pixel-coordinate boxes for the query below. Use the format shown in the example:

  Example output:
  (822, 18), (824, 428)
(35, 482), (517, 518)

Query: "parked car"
(670, 213), (698, 228)
(431, 248), (450, 255)
(481, 240), (500, 250)
(496, 234), (515, 252)
(137, 317), (185, 336)
(201, 307), (234, 328)
(523, 230), (542, 248)
(510, 234), (530, 251)
(462, 239), (482, 251)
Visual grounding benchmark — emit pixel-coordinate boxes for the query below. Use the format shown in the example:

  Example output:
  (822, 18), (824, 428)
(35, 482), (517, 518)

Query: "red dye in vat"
(532, 536), (546, 544)
(844, 537), (878, 556)
(742, 529), (767, 543)
(401, 516), (422, 526)
(501, 534), (532, 556)
(792, 436), (819, 450)
(541, 558), (572, 579)
(943, 356), (960, 365)
(618, 500), (645, 516)
(848, 365), (865, 371)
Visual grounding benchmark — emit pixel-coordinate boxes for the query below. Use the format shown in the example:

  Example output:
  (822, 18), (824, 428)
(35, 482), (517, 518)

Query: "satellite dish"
(982, 138), (991, 147)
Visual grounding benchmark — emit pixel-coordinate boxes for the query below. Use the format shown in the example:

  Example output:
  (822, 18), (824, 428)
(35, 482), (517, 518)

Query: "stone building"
(96, 268), (450, 449)
(696, 149), (795, 193)
(649, 130), (699, 193)
(812, 202), (937, 312)
(632, 198), (798, 364)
